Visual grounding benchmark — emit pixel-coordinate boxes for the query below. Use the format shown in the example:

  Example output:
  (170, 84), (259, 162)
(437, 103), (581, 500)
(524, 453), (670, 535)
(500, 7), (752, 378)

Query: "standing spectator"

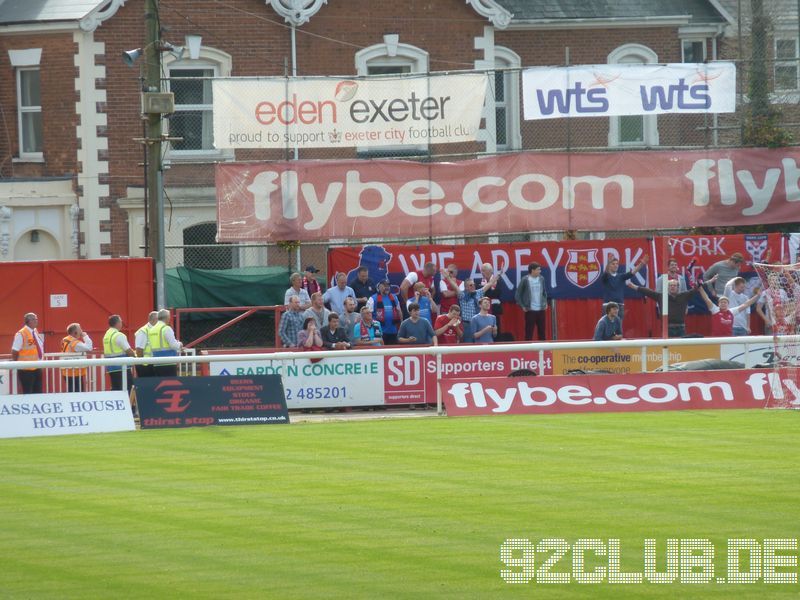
(303, 292), (331, 330)
(60, 323), (93, 392)
(471, 297), (497, 344)
(11, 312), (44, 394)
(284, 272), (311, 310)
(703, 252), (744, 297)
(724, 276), (755, 336)
(302, 265), (322, 296)
(438, 264), (463, 314)
(600, 253), (648, 321)
(321, 313), (351, 350)
(698, 285), (759, 337)
(367, 280), (402, 345)
(457, 279), (489, 343)
(323, 272), (355, 315)
(481, 263), (504, 333)
(655, 258), (688, 294)
(134, 311), (159, 378)
(757, 275), (790, 334)
(434, 305), (463, 345)
(400, 262), (436, 305)
(279, 296), (305, 348)
(296, 318), (323, 350)
(148, 310), (183, 378)
(339, 297), (361, 342)
(350, 266), (377, 311)
(628, 280), (699, 337)
(593, 302), (623, 341)
(398, 303), (437, 345)
(407, 282), (438, 326)
(515, 262), (549, 341)
(353, 307), (383, 346)
(104, 314), (136, 391)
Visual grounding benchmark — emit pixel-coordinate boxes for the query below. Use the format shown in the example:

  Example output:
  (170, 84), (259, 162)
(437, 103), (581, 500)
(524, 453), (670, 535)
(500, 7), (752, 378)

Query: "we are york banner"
(522, 62), (736, 120)
(212, 73), (487, 149)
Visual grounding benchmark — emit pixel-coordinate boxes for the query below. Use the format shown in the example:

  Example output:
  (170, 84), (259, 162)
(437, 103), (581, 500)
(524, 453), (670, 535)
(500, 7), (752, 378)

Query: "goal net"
(752, 261), (800, 409)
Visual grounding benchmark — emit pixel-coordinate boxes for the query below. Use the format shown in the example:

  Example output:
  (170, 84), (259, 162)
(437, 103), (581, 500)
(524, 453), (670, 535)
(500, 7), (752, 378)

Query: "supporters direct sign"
(217, 149), (800, 241)
(212, 74), (487, 149)
(136, 376), (289, 428)
(522, 63), (736, 120)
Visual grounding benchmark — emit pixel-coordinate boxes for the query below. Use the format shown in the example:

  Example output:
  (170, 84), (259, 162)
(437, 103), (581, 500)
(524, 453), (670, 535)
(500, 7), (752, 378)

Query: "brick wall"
(0, 33), (79, 179)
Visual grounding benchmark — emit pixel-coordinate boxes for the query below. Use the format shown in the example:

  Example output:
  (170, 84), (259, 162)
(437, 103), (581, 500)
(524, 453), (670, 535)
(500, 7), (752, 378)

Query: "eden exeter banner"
(212, 74), (487, 149)
(522, 63), (736, 120)
(216, 148), (800, 241)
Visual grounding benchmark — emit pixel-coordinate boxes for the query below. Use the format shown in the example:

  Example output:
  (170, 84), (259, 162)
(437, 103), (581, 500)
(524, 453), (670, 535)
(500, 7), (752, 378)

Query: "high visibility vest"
(16, 327), (41, 371)
(136, 324), (154, 358)
(148, 321), (178, 361)
(103, 328), (127, 372)
(60, 335), (87, 377)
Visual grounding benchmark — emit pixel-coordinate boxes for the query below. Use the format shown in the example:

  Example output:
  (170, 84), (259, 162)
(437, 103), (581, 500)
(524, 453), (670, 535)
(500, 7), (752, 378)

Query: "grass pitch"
(1, 409), (798, 599)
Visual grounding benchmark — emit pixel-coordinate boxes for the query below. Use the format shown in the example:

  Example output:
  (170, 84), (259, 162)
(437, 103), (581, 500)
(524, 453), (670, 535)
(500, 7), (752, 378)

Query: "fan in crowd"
(367, 280), (402, 345)
(398, 302), (437, 345)
(297, 317), (323, 351)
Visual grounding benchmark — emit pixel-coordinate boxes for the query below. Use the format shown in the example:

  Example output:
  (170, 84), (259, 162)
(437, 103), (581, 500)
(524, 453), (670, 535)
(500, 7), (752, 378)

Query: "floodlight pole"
(145, 0), (166, 309)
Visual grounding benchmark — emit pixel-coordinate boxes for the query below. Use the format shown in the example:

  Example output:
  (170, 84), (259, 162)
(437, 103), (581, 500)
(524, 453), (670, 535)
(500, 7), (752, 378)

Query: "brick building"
(1, 0), (791, 266)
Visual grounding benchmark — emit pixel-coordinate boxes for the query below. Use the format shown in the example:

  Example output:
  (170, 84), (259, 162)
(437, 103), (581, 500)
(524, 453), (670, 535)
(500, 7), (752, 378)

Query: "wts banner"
(522, 62), (736, 120)
(216, 149), (800, 241)
(212, 74), (487, 149)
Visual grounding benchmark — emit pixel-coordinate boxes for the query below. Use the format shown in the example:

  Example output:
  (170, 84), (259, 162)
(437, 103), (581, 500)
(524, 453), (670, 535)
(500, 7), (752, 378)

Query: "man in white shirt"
(724, 277), (752, 336)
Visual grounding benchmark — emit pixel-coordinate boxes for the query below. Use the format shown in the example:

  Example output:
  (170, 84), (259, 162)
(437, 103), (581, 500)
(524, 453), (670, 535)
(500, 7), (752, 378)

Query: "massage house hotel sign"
(212, 74), (487, 149)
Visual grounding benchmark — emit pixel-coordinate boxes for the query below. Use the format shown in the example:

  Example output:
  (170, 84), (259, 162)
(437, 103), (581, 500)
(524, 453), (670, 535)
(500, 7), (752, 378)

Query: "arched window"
(163, 47), (233, 160)
(607, 44), (659, 147)
(183, 222), (237, 270)
(354, 37), (428, 156)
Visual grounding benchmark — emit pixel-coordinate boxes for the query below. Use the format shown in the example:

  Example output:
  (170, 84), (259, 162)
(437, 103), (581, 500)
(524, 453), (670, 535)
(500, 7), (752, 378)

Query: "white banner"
(210, 356), (386, 408)
(522, 62), (736, 120)
(0, 391), (135, 439)
(212, 73), (487, 148)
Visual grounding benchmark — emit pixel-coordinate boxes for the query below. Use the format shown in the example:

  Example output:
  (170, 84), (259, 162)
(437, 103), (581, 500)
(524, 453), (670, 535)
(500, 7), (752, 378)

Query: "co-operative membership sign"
(212, 73), (487, 149)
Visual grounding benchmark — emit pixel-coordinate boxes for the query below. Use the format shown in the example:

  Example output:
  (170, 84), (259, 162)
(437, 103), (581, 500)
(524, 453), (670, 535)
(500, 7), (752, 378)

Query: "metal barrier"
(4, 349), (197, 395)
(1, 336), (796, 414)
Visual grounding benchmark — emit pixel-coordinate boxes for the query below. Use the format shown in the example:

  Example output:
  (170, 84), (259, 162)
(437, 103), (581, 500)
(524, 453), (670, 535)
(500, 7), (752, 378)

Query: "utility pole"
(144, 0), (166, 308)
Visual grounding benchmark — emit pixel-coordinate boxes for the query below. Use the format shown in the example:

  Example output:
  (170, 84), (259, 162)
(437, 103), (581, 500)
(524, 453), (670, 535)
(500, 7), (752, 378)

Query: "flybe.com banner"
(213, 73), (487, 149)
(522, 63), (736, 120)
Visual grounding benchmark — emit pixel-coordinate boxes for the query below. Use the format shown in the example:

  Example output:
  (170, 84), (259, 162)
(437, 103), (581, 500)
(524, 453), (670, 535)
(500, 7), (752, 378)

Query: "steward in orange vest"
(60, 323), (93, 393)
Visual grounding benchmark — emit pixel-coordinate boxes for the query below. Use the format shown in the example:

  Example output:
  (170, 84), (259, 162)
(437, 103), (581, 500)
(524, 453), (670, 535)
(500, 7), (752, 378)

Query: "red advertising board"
(382, 349), (554, 405)
(442, 369), (792, 416)
(217, 148), (800, 241)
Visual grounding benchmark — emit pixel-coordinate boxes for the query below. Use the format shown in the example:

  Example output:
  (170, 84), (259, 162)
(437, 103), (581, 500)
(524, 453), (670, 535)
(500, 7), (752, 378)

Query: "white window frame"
(162, 47), (233, 162)
(607, 44), (659, 148)
(493, 46), (521, 151)
(354, 39), (429, 155)
(16, 67), (43, 160)
(681, 39), (707, 63)
(774, 37), (799, 92)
